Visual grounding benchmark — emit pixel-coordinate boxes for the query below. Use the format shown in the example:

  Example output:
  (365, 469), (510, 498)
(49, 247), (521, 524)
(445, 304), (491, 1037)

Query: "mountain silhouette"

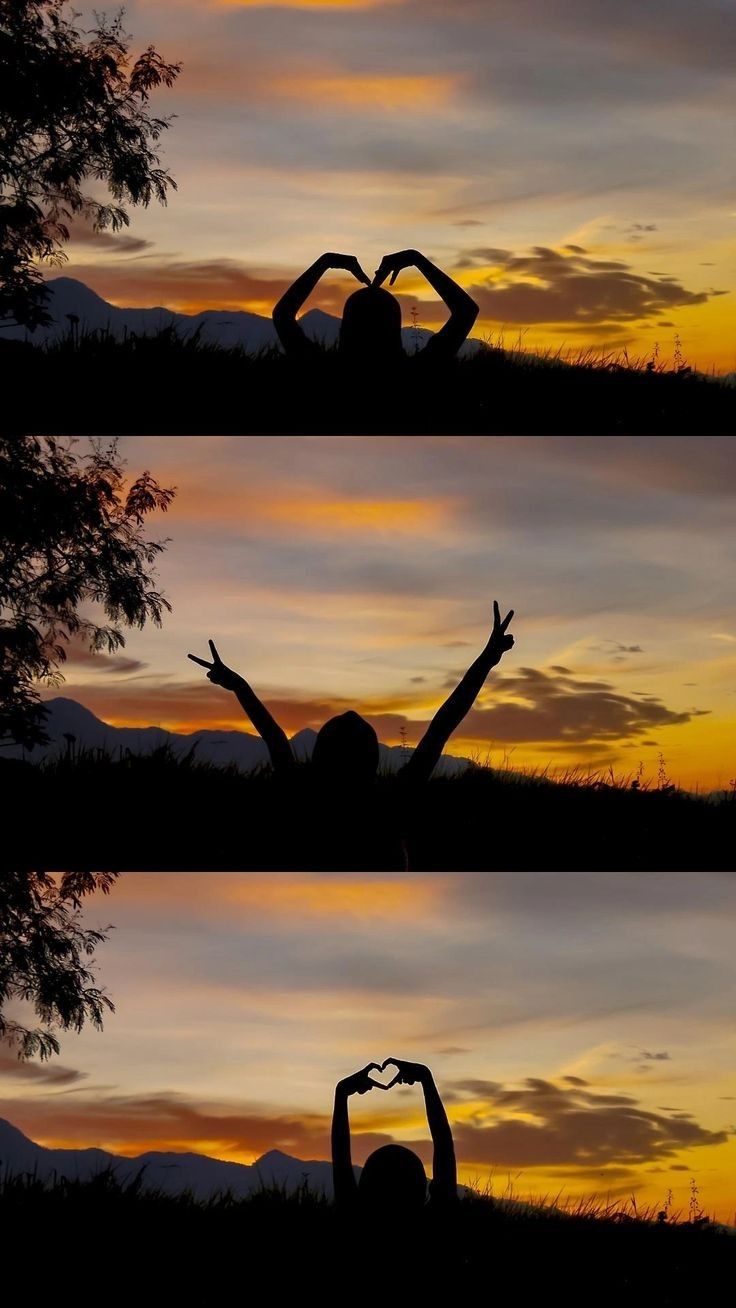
(4, 278), (486, 355)
(0, 1117), (348, 1199)
(5, 697), (473, 777)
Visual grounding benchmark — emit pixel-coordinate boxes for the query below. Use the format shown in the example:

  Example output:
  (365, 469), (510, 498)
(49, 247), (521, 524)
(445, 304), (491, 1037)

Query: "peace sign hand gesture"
(187, 639), (242, 691)
(488, 600), (514, 665)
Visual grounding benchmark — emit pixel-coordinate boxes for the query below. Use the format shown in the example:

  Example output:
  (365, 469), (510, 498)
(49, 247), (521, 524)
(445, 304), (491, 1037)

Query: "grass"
(3, 743), (734, 869)
(3, 326), (734, 433)
(1, 1169), (733, 1303)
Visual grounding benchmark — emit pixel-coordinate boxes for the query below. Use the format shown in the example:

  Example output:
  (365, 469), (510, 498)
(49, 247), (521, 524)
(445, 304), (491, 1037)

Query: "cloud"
(0, 1091), (341, 1161)
(2, 1074), (725, 1174)
(53, 260), (300, 316)
(265, 72), (460, 110)
(0, 1052), (86, 1086)
(62, 646), (148, 675)
(66, 225), (154, 256)
(438, 1077), (728, 1168)
(455, 666), (706, 745)
(218, 0), (396, 7)
(49, 662), (706, 747)
(458, 247), (716, 326)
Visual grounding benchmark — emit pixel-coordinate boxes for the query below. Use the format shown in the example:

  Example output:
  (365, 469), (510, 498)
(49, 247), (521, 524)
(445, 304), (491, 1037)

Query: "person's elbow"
(464, 295), (479, 330)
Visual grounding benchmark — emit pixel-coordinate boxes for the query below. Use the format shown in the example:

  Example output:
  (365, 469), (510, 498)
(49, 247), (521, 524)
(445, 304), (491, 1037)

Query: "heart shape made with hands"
(367, 1060), (401, 1090)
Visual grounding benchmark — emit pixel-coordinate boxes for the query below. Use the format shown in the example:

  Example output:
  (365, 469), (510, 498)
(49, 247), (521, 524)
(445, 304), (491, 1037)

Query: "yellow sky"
(3, 873), (735, 1219)
(43, 436), (736, 794)
(49, 0), (734, 371)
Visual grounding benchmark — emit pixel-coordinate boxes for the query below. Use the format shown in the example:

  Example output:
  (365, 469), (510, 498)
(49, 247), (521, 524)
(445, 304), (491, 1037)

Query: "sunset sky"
(56, 0), (735, 370)
(2, 873), (735, 1219)
(46, 435), (736, 792)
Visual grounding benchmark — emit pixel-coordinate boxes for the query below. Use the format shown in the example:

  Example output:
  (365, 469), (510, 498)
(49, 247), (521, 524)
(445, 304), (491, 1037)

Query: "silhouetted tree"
(0, 871), (119, 1059)
(0, 1), (180, 329)
(0, 437), (176, 749)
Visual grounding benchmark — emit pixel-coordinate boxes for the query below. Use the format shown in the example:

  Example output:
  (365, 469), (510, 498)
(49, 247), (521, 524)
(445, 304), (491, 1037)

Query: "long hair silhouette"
(339, 285), (403, 361)
(272, 248), (479, 361)
(311, 710), (380, 784)
(358, 1143), (428, 1211)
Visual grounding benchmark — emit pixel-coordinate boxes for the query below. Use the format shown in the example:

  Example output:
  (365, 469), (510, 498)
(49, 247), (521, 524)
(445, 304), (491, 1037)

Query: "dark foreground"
(4, 332), (734, 434)
(1, 1172), (733, 1306)
(5, 747), (734, 870)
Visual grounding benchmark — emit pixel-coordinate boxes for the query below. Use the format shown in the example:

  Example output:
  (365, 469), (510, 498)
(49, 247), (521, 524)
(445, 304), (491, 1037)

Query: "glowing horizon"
(37, 436), (736, 794)
(45, 0), (735, 372)
(3, 874), (735, 1219)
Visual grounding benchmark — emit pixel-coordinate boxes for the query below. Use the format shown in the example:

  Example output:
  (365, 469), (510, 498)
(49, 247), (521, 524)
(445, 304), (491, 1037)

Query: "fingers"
(389, 269), (399, 286)
(492, 602), (514, 634)
(351, 260), (371, 286)
(208, 639), (221, 663)
(373, 259), (390, 288)
(188, 654), (213, 669)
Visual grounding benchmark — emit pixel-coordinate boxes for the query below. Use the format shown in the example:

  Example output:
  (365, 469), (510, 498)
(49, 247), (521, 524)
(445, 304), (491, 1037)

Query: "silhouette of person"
(272, 250), (479, 362)
(187, 601), (514, 787)
(331, 1059), (457, 1213)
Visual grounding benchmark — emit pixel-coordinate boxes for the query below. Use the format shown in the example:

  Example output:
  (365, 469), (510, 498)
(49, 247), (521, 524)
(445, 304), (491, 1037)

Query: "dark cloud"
(63, 647), (148, 675)
(460, 666), (706, 744)
(56, 260), (303, 314)
(639, 1051), (671, 1062)
(438, 1077), (728, 1168)
(51, 662), (705, 749)
(458, 247), (714, 326)
(0, 1052), (85, 1086)
(0, 1090), (353, 1160)
(68, 231), (153, 256)
(2, 1074), (724, 1175)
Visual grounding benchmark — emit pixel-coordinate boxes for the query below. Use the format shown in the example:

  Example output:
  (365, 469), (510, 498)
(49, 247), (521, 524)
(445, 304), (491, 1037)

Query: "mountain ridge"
(3, 277), (485, 355)
(5, 696), (473, 777)
(0, 1116), (346, 1199)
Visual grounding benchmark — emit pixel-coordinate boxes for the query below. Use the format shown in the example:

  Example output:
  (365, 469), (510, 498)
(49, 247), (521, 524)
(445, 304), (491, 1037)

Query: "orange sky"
(48, 0), (735, 370)
(3, 873), (735, 1219)
(42, 436), (736, 794)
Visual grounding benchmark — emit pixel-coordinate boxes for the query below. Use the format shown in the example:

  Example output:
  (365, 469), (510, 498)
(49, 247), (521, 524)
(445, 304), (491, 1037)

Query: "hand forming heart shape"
(366, 1059), (401, 1090)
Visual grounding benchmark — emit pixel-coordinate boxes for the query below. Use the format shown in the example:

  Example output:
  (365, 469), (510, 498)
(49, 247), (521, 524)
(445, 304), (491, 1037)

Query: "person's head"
(311, 710), (379, 784)
(339, 285), (404, 362)
(358, 1144), (428, 1212)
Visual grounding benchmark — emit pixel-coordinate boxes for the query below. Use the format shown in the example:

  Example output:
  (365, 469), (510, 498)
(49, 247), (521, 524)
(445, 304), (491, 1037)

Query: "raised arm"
(332, 1064), (383, 1207)
(400, 601), (514, 785)
(385, 1059), (457, 1203)
(187, 639), (295, 775)
(373, 249), (479, 359)
(272, 253), (371, 357)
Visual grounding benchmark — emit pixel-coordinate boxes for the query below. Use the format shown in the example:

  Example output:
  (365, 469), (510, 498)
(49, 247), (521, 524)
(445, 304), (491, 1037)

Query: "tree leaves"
(0, 436), (176, 749)
(0, 1), (181, 327)
(0, 870), (119, 1060)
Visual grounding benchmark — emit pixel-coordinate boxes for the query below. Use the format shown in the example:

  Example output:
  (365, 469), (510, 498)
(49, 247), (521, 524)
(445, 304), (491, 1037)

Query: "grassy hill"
(3, 326), (734, 434)
(4, 744), (733, 870)
(1, 1170), (732, 1303)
